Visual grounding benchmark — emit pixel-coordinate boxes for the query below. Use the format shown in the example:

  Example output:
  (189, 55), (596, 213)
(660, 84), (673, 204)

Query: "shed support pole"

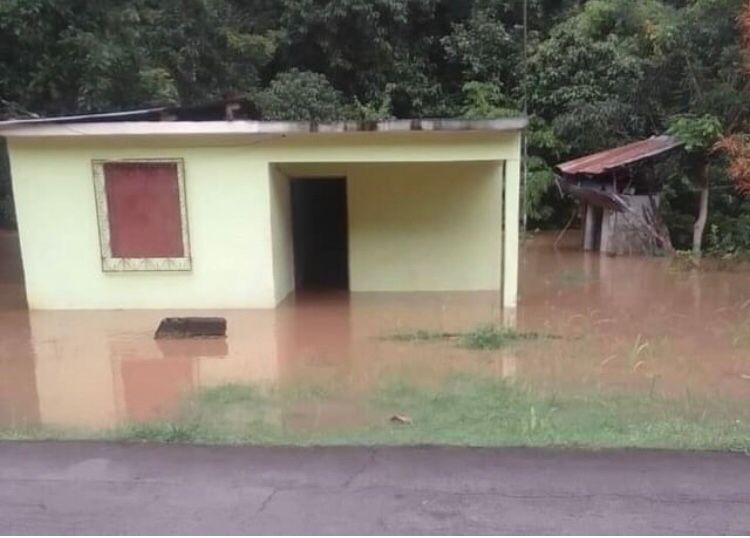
(503, 159), (520, 311)
(583, 204), (596, 251)
(600, 210), (614, 254)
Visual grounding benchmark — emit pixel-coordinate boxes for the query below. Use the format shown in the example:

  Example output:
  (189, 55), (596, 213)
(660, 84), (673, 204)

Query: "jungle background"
(1, 0), (749, 255)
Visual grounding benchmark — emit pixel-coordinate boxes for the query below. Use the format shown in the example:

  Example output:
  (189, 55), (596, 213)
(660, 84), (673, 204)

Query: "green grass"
(386, 329), (458, 343)
(386, 325), (545, 349)
(5, 376), (749, 451)
(459, 325), (543, 350)
(362, 377), (750, 450)
(114, 422), (200, 443)
(669, 249), (750, 272)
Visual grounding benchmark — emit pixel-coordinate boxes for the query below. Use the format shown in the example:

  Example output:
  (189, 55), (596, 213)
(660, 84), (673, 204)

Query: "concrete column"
(583, 204), (596, 251)
(600, 210), (613, 254)
(503, 159), (520, 310)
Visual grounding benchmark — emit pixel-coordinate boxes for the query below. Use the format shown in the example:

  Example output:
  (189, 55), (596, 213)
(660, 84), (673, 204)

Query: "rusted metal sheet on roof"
(555, 135), (682, 177)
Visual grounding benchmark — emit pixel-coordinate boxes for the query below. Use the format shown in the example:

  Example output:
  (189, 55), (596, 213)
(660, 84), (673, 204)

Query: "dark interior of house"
(290, 178), (349, 290)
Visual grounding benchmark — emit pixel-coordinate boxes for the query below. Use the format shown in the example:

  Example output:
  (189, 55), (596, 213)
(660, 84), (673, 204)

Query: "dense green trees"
(1, 0), (750, 253)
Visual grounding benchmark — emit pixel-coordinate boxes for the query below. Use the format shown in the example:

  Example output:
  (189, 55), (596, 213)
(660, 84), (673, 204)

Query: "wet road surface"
(1, 441), (749, 535)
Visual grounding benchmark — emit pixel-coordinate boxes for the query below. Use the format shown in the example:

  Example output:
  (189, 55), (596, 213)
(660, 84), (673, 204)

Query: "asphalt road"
(1, 442), (749, 534)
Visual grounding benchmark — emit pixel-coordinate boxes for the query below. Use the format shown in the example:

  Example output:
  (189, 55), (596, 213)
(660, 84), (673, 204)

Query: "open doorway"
(290, 178), (349, 291)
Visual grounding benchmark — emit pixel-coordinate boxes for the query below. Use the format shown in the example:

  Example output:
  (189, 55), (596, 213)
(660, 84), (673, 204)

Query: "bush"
(256, 69), (343, 122)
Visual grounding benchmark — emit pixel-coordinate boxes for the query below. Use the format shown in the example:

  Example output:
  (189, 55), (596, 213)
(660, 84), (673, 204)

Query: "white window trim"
(92, 158), (192, 272)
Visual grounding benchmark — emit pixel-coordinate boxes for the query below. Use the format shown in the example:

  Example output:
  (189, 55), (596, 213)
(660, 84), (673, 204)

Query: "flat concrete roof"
(0, 118), (527, 139)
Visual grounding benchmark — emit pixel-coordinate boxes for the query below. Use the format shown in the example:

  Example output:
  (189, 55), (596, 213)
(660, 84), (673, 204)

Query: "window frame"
(92, 158), (192, 272)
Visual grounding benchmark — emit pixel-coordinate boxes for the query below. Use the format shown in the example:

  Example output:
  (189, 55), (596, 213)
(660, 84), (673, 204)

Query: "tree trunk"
(692, 160), (709, 257)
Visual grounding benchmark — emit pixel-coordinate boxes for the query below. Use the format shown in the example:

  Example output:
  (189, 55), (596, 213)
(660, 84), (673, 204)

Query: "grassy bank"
(4, 375), (749, 451)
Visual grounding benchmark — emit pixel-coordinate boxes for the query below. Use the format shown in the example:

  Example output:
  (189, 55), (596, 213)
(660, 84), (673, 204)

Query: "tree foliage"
(668, 115), (724, 154)
(256, 69), (342, 121)
(1, 0), (750, 250)
(714, 1), (750, 197)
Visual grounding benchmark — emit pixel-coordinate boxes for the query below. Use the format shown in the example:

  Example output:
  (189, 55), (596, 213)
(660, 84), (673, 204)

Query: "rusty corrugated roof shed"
(555, 135), (682, 177)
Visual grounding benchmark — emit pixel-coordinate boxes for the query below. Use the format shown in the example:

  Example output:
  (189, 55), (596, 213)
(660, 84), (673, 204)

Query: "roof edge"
(0, 117), (528, 138)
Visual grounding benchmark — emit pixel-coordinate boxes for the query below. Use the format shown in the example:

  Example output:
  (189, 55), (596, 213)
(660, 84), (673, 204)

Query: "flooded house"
(555, 135), (682, 255)
(4, 111), (750, 432)
(0, 104), (526, 311)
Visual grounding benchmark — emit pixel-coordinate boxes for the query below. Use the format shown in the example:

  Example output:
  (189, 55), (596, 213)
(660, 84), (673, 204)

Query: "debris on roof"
(0, 116), (528, 138)
(557, 179), (631, 212)
(0, 99), (528, 136)
(0, 99), (261, 126)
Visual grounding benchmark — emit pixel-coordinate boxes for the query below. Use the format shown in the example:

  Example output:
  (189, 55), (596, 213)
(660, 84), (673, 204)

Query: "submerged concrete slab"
(154, 317), (227, 339)
(1, 442), (749, 534)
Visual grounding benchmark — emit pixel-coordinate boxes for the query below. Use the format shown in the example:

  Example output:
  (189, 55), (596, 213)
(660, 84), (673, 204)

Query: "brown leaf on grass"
(390, 414), (412, 425)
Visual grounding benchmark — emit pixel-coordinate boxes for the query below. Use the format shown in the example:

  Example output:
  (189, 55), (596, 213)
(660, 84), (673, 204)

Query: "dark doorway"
(291, 178), (349, 290)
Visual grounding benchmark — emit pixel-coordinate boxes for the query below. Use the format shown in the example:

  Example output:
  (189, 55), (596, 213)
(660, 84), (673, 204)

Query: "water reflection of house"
(23, 310), (278, 429)
(556, 136), (682, 255)
(4, 293), (509, 431)
(0, 312), (39, 427)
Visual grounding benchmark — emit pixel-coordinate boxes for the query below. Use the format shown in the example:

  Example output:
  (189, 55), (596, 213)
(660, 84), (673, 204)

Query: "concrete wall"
(269, 165), (295, 304)
(9, 143), (276, 309)
(8, 131), (521, 309)
(346, 162), (502, 292)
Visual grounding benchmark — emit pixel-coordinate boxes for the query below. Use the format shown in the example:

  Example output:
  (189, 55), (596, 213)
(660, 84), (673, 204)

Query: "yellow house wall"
(269, 165), (295, 304)
(9, 143), (276, 309)
(7, 131), (521, 309)
(503, 159), (520, 309)
(346, 161), (502, 291)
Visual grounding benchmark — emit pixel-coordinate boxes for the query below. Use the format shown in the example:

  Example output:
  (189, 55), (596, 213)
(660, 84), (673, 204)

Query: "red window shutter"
(103, 162), (184, 258)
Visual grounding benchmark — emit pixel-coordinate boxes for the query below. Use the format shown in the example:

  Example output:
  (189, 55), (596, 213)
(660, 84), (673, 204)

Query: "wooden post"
(583, 203), (596, 251)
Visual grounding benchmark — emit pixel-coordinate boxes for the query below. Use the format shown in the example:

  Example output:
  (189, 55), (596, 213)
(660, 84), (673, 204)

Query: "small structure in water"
(555, 136), (682, 255)
(154, 317), (226, 339)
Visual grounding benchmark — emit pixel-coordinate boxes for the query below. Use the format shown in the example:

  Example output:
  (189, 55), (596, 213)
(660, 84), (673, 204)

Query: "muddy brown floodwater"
(1, 229), (749, 432)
